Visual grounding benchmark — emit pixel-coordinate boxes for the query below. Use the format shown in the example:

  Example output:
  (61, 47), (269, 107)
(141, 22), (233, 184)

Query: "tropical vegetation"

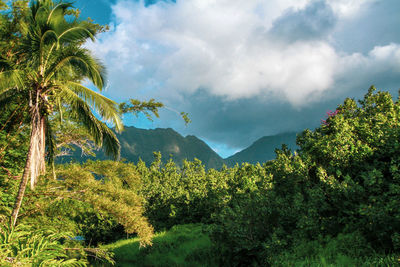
(1, 0), (400, 266)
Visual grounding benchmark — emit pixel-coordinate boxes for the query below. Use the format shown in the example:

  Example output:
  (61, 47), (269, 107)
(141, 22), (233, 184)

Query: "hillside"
(59, 127), (298, 169)
(225, 132), (298, 166)
(58, 126), (226, 169)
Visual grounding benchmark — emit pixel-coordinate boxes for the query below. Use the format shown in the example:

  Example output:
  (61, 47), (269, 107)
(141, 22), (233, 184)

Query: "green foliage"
(0, 96), (30, 219)
(98, 224), (216, 267)
(0, 222), (89, 266)
(180, 111), (191, 125)
(210, 87), (400, 265)
(211, 163), (276, 265)
(0, 0), (123, 184)
(51, 89), (399, 266)
(296, 86), (400, 249)
(119, 98), (191, 125)
(0, 1), (7, 10)
(0, 0), (29, 63)
(271, 233), (400, 266)
(120, 98), (164, 121)
(137, 153), (236, 230)
(0, 0), (125, 232)
(33, 160), (154, 246)
(2, 41), (399, 267)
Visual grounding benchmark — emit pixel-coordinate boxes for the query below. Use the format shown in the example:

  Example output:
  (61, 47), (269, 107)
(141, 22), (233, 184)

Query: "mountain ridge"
(58, 126), (298, 169)
(225, 132), (298, 166)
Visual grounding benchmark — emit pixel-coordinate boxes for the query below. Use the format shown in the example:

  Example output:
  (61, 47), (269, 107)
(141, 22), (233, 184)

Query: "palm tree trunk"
(10, 93), (46, 226)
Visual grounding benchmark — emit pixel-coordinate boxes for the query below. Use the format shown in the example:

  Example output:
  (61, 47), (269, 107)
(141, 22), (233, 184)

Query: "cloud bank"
(86, 0), (400, 153)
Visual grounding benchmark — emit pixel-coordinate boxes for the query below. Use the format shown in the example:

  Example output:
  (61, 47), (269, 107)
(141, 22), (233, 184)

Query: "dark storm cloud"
(154, 56), (400, 150)
(178, 93), (328, 149)
(269, 0), (336, 42)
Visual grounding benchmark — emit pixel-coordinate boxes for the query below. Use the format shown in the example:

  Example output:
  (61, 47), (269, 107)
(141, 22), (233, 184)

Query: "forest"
(1, 0), (400, 266)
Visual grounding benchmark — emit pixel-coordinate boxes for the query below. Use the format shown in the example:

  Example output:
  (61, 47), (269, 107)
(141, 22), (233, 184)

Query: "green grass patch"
(269, 233), (400, 267)
(93, 225), (400, 267)
(271, 253), (400, 267)
(96, 223), (216, 267)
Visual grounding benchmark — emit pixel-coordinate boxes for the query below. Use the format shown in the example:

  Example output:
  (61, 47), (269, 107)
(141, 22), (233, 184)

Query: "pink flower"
(321, 109), (339, 125)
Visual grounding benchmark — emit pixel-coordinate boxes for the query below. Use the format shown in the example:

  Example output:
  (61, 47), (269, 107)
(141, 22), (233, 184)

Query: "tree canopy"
(0, 0), (123, 226)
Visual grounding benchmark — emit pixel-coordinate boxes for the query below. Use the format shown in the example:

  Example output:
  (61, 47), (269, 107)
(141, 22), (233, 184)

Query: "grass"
(93, 225), (400, 266)
(94, 223), (216, 267)
(269, 233), (400, 267)
(271, 254), (400, 267)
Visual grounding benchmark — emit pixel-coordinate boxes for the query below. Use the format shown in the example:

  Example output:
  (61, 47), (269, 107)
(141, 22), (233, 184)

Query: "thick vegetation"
(211, 87), (400, 265)
(98, 224), (215, 267)
(2, 85), (400, 265)
(94, 87), (400, 266)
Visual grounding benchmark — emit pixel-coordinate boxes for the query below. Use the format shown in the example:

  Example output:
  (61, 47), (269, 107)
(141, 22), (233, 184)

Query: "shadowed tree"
(0, 0), (122, 226)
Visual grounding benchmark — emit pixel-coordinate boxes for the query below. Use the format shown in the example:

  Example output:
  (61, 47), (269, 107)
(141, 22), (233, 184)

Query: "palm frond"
(40, 29), (58, 48)
(58, 25), (95, 45)
(65, 81), (123, 132)
(0, 89), (29, 108)
(59, 88), (120, 159)
(0, 70), (25, 95)
(32, 4), (49, 28)
(0, 56), (15, 72)
(98, 119), (120, 160)
(46, 2), (73, 25)
(30, 1), (44, 23)
(45, 47), (106, 89)
(39, 30), (58, 67)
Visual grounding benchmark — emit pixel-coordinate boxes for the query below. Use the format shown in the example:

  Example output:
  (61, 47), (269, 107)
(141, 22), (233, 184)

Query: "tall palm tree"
(0, 0), (123, 226)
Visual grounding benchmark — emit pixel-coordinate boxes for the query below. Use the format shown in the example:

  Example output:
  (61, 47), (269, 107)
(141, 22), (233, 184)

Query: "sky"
(75, 0), (400, 158)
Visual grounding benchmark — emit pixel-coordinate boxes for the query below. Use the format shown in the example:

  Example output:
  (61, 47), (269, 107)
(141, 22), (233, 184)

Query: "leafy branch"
(120, 98), (191, 126)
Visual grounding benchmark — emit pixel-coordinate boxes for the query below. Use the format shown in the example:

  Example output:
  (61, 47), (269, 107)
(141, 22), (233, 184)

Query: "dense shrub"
(22, 161), (153, 246)
(137, 153), (237, 230)
(211, 87), (400, 265)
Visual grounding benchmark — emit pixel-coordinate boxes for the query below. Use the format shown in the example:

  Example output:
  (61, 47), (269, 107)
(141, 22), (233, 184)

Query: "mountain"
(225, 132), (298, 166)
(117, 127), (225, 169)
(59, 127), (298, 169)
(59, 126), (225, 169)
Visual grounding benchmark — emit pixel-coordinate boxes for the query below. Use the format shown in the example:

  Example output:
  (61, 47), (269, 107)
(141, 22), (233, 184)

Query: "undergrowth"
(95, 224), (216, 267)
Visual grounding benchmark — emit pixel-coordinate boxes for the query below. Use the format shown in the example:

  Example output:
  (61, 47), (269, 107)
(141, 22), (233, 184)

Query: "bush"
(23, 161), (153, 247)
(137, 154), (236, 230)
(211, 87), (400, 265)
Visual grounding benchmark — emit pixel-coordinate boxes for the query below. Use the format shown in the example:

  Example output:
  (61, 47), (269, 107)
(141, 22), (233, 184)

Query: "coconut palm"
(0, 0), (123, 226)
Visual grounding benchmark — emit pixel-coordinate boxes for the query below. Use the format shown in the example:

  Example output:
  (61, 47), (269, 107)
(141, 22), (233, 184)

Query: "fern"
(0, 222), (92, 266)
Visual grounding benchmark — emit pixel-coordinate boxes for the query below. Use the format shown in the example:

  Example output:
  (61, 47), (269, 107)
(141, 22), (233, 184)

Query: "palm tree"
(0, 0), (123, 226)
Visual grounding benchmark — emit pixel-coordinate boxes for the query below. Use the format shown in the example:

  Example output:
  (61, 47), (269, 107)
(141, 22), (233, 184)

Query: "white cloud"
(334, 43), (400, 92)
(336, 43), (400, 75)
(369, 43), (400, 61)
(87, 0), (396, 108)
(159, 40), (339, 106)
(326, 0), (378, 17)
